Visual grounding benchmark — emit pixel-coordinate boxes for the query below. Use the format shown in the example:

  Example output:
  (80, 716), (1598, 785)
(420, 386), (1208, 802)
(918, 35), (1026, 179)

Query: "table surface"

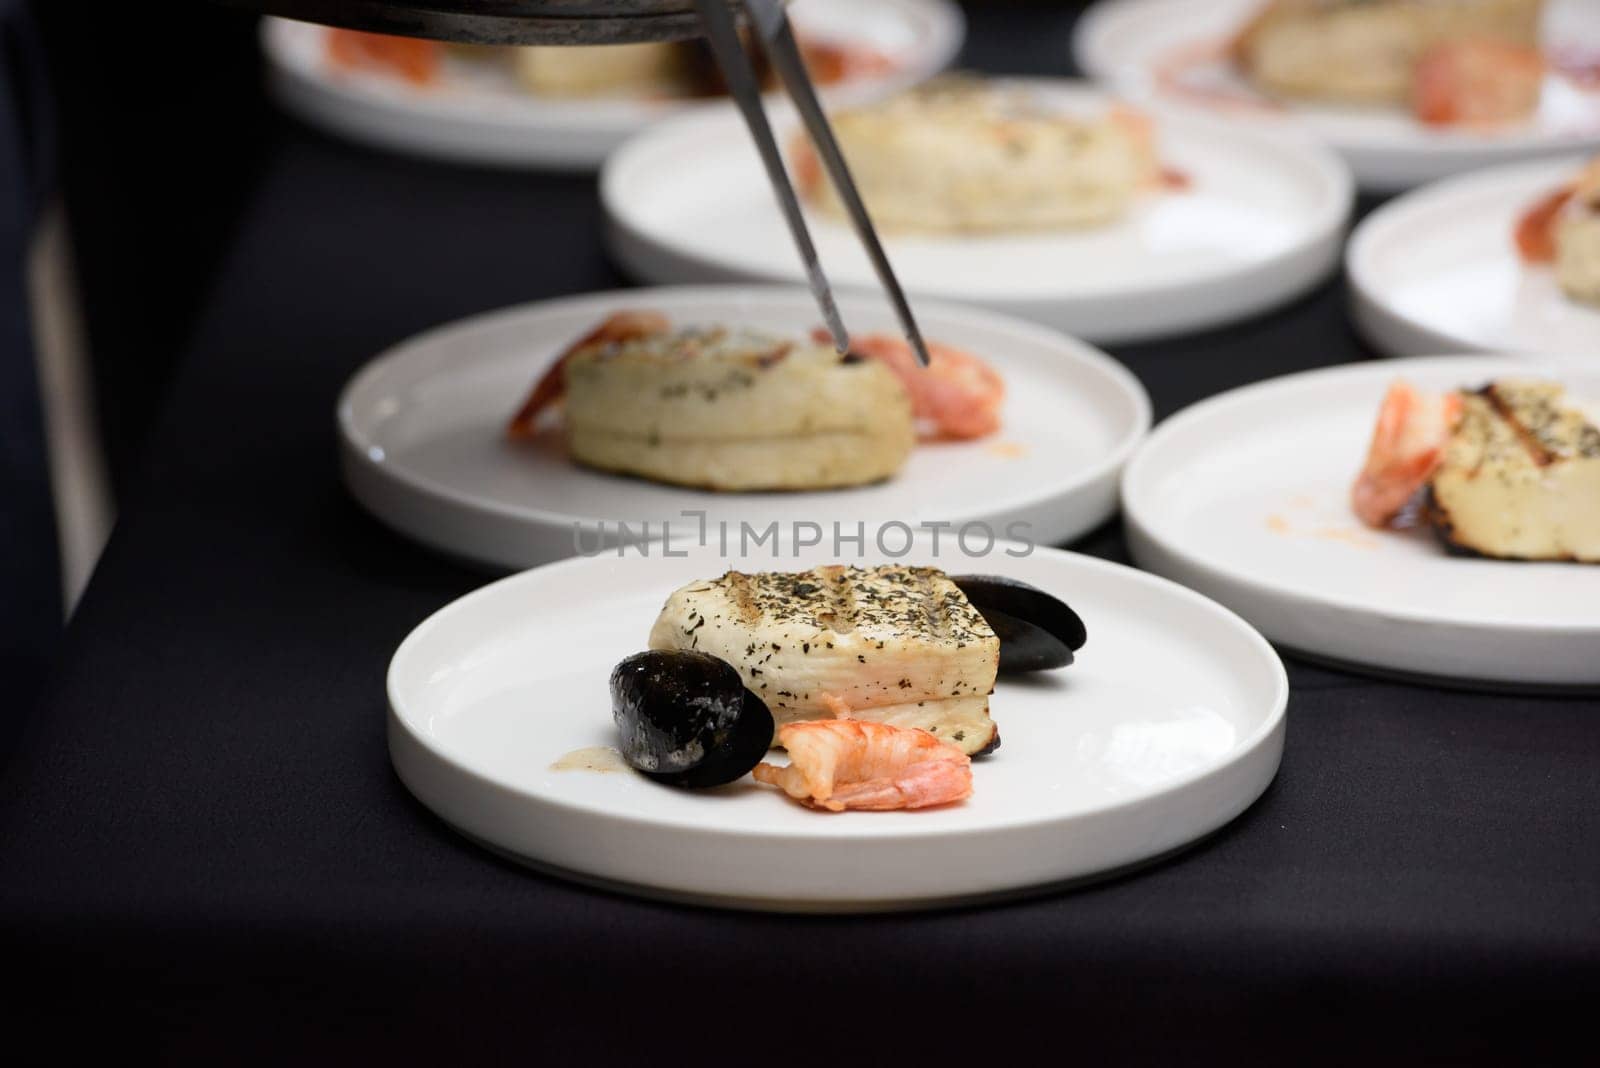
(4, 6), (1596, 1061)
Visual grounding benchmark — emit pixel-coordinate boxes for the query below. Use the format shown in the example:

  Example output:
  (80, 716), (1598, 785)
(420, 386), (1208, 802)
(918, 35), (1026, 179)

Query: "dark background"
(34, 0), (269, 501)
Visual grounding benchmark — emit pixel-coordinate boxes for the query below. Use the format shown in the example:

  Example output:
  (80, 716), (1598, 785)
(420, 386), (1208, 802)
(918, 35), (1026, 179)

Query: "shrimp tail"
(1351, 380), (1464, 529)
(506, 311), (671, 438)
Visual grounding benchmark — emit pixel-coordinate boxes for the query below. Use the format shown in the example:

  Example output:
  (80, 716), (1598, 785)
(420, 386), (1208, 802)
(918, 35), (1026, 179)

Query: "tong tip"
(905, 323), (932, 368)
(804, 261), (851, 356)
(732, 0), (930, 369)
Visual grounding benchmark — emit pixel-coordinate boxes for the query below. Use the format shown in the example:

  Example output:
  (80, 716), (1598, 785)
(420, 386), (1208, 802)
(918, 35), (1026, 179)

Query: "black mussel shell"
(951, 574), (1087, 673)
(609, 650), (774, 788)
(973, 605), (1073, 673)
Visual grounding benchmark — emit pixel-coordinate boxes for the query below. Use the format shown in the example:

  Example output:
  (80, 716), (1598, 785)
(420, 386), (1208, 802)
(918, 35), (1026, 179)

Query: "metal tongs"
(691, 0), (930, 366)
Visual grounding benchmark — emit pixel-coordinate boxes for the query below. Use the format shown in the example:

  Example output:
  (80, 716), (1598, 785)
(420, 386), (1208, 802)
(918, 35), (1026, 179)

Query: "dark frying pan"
(214, 0), (744, 45)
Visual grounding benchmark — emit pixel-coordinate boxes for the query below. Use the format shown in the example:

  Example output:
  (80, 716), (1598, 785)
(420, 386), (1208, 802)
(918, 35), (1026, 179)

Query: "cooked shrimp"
(506, 311), (671, 438)
(1516, 186), (1574, 264)
(817, 331), (1004, 440)
(1515, 160), (1600, 264)
(1107, 105), (1164, 189)
(797, 38), (896, 86)
(753, 720), (973, 812)
(326, 30), (441, 86)
(1351, 380), (1464, 529)
(1412, 39), (1545, 128)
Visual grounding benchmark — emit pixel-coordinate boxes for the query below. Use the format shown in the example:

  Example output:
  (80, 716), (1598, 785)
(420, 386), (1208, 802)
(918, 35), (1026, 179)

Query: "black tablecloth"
(3, 7), (1597, 1062)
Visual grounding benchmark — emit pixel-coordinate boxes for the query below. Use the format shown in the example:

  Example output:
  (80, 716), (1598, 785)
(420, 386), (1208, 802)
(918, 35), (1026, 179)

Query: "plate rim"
(434, 818), (1235, 914)
(386, 540), (1290, 843)
(336, 283), (1154, 559)
(1121, 353), (1600, 635)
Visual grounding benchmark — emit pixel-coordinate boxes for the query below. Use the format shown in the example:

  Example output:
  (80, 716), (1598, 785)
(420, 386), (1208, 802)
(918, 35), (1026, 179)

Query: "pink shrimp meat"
(1412, 39), (1545, 128)
(326, 30), (441, 86)
(753, 720), (973, 812)
(1350, 380), (1464, 529)
(817, 331), (1004, 440)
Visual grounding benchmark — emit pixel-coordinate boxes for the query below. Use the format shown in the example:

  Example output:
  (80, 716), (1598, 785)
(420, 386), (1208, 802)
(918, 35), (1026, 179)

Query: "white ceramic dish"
(603, 80), (1351, 343)
(1349, 156), (1600, 363)
(1074, 0), (1600, 192)
(1123, 356), (1600, 689)
(338, 286), (1151, 570)
(387, 538), (1288, 910)
(262, 0), (963, 170)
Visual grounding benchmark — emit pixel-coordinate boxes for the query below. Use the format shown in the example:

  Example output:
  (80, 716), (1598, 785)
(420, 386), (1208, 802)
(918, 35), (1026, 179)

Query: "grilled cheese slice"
(793, 81), (1156, 234)
(1234, 0), (1544, 105)
(1429, 381), (1600, 562)
(649, 565), (1002, 754)
(561, 326), (914, 491)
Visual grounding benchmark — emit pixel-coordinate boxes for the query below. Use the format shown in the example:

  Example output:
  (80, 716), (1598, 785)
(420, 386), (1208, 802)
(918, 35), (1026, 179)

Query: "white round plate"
(387, 538), (1288, 911)
(1349, 156), (1600, 362)
(1123, 356), (1600, 689)
(338, 285), (1151, 570)
(602, 80), (1350, 343)
(262, 0), (963, 170)
(1074, 0), (1600, 192)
